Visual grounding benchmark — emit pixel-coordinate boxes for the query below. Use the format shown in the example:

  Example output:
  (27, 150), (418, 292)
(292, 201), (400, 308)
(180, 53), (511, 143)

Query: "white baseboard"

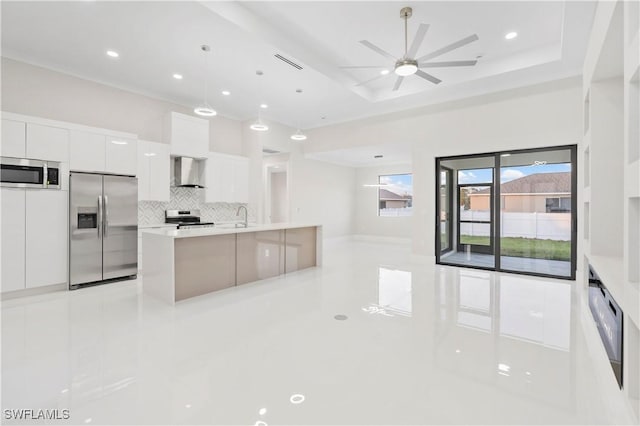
(1, 283), (67, 300)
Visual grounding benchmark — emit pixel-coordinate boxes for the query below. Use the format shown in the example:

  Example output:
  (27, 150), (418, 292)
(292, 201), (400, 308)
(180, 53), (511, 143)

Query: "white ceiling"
(1, 1), (595, 130)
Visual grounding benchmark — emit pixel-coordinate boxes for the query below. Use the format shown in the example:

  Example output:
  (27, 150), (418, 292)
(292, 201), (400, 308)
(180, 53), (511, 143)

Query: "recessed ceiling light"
(221, 90), (230, 96)
(173, 74), (183, 80)
(110, 140), (128, 145)
(501, 153), (511, 157)
(380, 69), (390, 75)
(144, 152), (156, 157)
(106, 50), (119, 58)
(259, 408), (267, 416)
(260, 104), (268, 109)
(505, 32), (518, 40)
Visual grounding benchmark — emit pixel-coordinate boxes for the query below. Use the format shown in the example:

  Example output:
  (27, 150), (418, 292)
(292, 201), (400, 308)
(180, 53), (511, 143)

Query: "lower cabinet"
(25, 190), (68, 288)
(0, 189), (68, 293)
(236, 230), (285, 285)
(1, 188), (26, 292)
(285, 227), (317, 273)
(174, 234), (236, 301)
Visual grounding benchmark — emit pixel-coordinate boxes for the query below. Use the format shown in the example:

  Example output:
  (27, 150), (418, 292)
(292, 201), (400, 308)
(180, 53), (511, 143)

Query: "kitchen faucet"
(236, 205), (248, 228)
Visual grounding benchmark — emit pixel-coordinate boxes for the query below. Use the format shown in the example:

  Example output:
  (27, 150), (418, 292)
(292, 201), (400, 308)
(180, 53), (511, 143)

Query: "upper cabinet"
(26, 123), (69, 162)
(1, 119), (69, 162)
(165, 112), (209, 158)
(1, 119), (26, 157)
(137, 140), (170, 202)
(105, 136), (137, 175)
(70, 130), (137, 175)
(202, 152), (249, 203)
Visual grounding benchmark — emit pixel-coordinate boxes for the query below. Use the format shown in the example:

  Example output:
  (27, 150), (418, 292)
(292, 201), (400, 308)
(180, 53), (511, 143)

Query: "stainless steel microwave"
(0, 157), (61, 189)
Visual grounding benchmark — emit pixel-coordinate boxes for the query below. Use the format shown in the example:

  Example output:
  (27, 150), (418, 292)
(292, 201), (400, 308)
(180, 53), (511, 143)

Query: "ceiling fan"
(341, 7), (479, 91)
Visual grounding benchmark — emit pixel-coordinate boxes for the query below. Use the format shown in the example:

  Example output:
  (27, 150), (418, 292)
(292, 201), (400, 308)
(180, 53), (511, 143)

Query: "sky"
(380, 174), (413, 196)
(458, 163), (572, 185)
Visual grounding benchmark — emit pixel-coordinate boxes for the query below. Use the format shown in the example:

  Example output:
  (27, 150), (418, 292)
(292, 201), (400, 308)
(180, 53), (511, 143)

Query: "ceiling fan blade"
(339, 65), (389, 69)
(355, 73), (388, 87)
(417, 34), (479, 62)
(360, 40), (397, 61)
(407, 23), (430, 59)
(420, 60), (478, 68)
(392, 76), (405, 91)
(415, 69), (442, 84)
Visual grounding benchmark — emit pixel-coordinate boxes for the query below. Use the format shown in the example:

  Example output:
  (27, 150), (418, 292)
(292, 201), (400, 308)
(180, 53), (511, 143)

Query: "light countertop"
(142, 223), (321, 239)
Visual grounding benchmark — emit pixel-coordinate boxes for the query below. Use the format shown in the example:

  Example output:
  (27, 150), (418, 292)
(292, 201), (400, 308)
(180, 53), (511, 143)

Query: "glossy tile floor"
(1, 241), (634, 425)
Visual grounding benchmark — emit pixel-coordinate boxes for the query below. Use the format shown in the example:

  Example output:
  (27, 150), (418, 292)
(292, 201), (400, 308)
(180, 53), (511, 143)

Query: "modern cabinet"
(236, 230), (285, 285)
(165, 112), (209, 158)
(70, 130), (137, 175)
(70, 130), (106, 172)
(1, 119), (26, 157)
(202, 152), (250, 203)
(137, 140), (170, 202)
(285, 227), (317, 273)
(105, 136), (137, 175)
(26, 123), (69, 162)
(1, 188), (26, 292)
(25, 190), (68, 288)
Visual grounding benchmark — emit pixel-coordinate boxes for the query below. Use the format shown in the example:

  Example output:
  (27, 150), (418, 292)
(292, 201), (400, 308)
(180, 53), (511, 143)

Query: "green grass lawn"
(460, 235), (571, 261)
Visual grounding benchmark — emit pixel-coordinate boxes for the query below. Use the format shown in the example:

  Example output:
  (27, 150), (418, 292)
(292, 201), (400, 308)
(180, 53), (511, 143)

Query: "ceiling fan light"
(290, 130), (307, 141)
(395, 60), (418, 76)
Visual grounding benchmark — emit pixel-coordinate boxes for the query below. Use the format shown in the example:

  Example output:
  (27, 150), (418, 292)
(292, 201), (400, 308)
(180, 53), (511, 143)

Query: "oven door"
(0, 157), (46, 188)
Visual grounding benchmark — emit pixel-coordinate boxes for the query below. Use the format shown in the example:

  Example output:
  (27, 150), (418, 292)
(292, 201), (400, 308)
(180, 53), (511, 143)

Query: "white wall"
(1, 57), (242, 153)
(355, 164), (412, 240)
(306, 78), (583, 257)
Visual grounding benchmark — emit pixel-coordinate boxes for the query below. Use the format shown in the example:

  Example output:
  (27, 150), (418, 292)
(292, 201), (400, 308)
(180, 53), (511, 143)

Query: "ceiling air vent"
(274, 54), (303, 70)
(262, 148), (281, 155)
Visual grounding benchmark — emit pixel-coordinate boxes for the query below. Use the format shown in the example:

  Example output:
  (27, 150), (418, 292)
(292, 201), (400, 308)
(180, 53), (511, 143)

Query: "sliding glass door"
(436, 145), (577, 280)
(498, 147), (575, 278)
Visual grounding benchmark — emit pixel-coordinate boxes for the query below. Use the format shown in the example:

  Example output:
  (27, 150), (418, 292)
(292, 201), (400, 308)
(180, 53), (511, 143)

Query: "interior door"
(70, 172), (103, 285)
(103, 175), (138, 280)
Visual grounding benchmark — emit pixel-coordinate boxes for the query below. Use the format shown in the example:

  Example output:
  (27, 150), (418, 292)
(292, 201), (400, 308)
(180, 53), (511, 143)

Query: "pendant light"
(250, 70), (268, 131)
(194, 45), (217, 117)
(250, 106), (269, 131)
(290, 88), (307, 141)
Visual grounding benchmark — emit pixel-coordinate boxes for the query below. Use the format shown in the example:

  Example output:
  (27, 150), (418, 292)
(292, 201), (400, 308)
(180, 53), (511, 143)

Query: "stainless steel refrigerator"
(69, 172), (138, 288)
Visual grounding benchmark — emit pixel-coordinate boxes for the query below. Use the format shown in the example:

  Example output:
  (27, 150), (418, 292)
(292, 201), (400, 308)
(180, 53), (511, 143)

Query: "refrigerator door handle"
(103, 195), (109, 237)
(97, 195), (103, 238)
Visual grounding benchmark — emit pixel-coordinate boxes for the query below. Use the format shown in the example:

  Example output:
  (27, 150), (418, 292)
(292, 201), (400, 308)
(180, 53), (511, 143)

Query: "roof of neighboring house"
(379, 188), (412, 200)
(473, 172), (571, 195)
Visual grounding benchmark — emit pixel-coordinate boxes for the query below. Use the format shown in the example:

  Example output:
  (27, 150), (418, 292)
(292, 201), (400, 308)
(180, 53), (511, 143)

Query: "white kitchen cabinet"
(137, 140), (170, 202)
(165, 112), (209, 158)
(70, 130), (137, 175)
(1, 188), (26, 292)
(26, 123), (69, 162)
(202, 152), (249, 203)
(105, 136), (137, 175)
(70, 130), (106, 172)
(25, 190), (68, 289)
(1, 119), (26, 157)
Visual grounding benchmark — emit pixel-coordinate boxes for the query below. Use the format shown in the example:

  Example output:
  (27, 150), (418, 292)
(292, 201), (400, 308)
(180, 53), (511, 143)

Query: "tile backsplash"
(138, 186), (256, 226)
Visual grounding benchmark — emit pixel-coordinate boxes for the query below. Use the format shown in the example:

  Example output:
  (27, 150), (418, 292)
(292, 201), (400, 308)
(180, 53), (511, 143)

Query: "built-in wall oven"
(0, 157), (60, 189)
(588, 265), (623, 388)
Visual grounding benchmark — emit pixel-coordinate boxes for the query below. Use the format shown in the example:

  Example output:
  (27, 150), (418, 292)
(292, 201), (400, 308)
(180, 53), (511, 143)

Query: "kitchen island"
(142, 223), (322, 304)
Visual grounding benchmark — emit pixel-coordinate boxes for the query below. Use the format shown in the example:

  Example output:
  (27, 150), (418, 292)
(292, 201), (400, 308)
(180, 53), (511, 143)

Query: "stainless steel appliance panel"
(102, 175), (138, 280)
(69, 173), (103, 285)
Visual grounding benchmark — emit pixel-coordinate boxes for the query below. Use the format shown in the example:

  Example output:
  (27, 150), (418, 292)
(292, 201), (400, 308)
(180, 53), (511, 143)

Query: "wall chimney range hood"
(174, 157), (204, 188)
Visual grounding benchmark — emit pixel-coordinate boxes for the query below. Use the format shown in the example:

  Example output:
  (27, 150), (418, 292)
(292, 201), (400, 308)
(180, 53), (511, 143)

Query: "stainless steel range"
(165, 209), (214, 229)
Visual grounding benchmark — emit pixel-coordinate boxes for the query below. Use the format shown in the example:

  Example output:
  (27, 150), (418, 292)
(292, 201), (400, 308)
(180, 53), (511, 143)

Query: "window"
(378, 174), (413, 216)
(546, 197), (571, 213)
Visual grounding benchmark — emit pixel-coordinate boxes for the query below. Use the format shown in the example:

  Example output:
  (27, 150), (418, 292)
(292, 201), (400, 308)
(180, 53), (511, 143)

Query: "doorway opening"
(264, 163), (289, 224)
